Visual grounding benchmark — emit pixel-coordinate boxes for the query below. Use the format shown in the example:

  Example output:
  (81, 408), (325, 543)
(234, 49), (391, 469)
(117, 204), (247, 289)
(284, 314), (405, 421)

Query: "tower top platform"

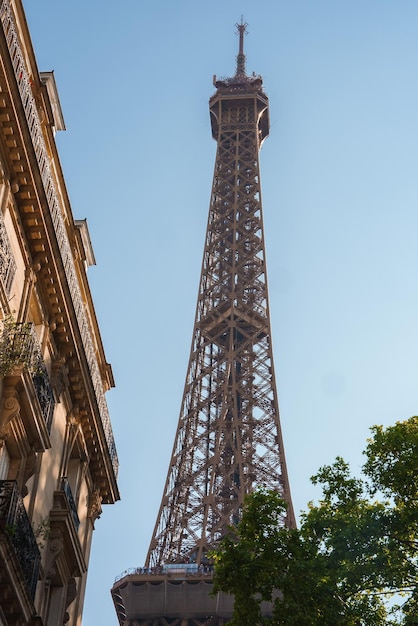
(209, 18), (269, 142)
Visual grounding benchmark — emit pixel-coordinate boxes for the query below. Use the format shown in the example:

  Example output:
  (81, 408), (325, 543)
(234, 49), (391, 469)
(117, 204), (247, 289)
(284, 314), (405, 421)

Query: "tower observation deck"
(112, 21), (295, 626)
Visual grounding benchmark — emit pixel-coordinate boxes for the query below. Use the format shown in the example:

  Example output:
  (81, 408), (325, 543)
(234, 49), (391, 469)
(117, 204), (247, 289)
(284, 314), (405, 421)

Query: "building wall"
(0, 1), (119, 624)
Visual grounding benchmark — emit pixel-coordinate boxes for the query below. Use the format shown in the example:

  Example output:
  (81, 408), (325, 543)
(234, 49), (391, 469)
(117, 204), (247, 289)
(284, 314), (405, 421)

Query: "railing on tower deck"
(0, 208), (17, 297)
(60, 477), (80, 531)
(0, 0), (119, 479)
(0, 480), (41, 599)
(114, 563), (215, 583)
(0, 320), (55, 432)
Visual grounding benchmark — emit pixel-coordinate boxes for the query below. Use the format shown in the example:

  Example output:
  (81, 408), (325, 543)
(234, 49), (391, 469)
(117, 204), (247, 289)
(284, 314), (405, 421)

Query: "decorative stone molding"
(59, 410), (80, 481)
(21, 449), (37, 496)
(0, 389), (20, 439)
(63, 577), (77, 624)
(87, 488), (102, 523)
(44, 529), (64, 582)
(51, 357), (69, 400)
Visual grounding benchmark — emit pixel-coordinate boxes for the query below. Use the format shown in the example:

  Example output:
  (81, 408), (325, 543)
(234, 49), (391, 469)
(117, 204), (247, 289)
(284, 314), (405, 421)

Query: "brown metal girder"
(199, 304), (266, 336)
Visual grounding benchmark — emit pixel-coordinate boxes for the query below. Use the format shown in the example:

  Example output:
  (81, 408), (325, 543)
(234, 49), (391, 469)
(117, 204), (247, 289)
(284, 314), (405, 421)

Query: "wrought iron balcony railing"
(0, 207), (16, 297)
(61, 477), (80, 531)
(0, 0), (118, 479)
(31, 356), (55, 433)
(0, 320), (55, 432)
(0, 480), (41, 599)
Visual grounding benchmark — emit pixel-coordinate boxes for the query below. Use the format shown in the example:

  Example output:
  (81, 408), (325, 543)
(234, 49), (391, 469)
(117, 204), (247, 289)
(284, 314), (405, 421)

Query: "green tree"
(211, 488), (290, 626)
(211, 416), (418, 625)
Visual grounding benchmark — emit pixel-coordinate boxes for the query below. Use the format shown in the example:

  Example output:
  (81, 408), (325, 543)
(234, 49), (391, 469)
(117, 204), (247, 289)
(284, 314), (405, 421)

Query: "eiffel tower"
(112, 20), (295, 626)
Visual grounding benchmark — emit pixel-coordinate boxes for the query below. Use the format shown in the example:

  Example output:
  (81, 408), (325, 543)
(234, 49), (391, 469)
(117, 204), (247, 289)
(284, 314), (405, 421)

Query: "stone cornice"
(0, 0), (119, 504)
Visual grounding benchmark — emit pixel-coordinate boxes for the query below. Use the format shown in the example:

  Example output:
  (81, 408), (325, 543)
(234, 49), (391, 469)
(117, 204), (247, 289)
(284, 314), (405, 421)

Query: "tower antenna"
(235, 15), (248, 76)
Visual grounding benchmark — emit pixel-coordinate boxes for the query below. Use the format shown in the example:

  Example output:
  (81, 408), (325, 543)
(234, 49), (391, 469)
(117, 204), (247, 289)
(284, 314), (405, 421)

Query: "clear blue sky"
(24, 1), (418, 624)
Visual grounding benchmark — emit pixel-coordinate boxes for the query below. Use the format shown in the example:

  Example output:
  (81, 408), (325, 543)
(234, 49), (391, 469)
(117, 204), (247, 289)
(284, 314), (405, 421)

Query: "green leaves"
(364, 417), (418, 508)
(211, 416), (418, 625)
(211, 489), (289, 626)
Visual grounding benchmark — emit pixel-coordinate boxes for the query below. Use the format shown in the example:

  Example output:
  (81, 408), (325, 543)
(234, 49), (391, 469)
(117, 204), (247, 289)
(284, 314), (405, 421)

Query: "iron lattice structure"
(147, 22), (295, 570)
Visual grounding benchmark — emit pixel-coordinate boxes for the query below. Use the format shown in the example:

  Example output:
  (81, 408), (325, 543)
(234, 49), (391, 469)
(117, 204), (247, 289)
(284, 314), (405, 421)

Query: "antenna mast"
(235, 16), (248, 76)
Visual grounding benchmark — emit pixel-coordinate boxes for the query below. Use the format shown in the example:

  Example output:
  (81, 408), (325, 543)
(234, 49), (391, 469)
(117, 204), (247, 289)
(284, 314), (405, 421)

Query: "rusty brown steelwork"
(112, 21), (295, 625)
(146, 23), (295, 570)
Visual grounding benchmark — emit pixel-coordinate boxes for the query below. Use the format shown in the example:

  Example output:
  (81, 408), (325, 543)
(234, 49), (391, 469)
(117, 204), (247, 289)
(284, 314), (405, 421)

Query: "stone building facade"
(0, 1), (119, 624)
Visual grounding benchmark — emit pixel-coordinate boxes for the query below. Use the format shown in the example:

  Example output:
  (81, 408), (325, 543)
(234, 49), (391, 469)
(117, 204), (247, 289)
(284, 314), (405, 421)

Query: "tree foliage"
(211, 416), (418, 625)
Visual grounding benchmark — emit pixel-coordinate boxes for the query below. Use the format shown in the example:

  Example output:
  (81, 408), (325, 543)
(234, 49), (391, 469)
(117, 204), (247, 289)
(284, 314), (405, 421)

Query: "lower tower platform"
(112, 568), (277, 626)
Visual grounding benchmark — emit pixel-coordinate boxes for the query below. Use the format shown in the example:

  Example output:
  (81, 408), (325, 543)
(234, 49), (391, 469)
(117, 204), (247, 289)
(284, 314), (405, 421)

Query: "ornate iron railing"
(0, 0), (118, 478)
(61, 477), (80, 531)
(0, 320), (55, 432)
(0, 480), (40, 598)
(0, 320), (36, 372)
(32, 356), (55, 433)
(0, 208), (16, 296)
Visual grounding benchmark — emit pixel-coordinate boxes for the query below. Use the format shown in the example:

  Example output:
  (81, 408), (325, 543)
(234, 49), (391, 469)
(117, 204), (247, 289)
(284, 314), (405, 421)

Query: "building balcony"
(49, 481), (86, 579)
(0, 480), (40, 599)
(0, 320), (55, 442)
